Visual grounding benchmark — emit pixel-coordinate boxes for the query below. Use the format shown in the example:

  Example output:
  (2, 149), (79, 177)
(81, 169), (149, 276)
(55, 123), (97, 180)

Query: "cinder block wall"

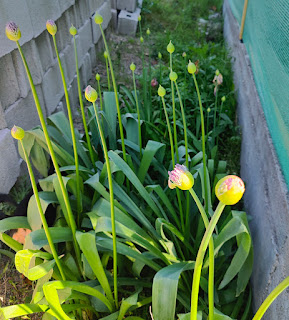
(223, 0), (289, 318)
(0, 0), (112, 194)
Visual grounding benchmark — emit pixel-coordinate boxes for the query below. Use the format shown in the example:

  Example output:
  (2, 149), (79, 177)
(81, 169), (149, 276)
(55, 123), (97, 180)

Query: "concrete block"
(11, 40), (43, 99)
(111, 9), (118, 31)
(61, 43), (76, 85)
(58, 0), (75, 13)
(42, 61), (64, 115)
(89, 45), (97, 69)
(138, 0), (143, 8)
(110, 0), (117, 9)
(54, 13), (72, 53)
(74, 0), (90, 27)
(77, 19), (93, 65)
(0, 1), (34, 58)
(0, 129), (20, 194)
(35, 31), (55, 73)
(88, 0), (106, 14)
(0, 101), (7, 130)
(67, 76), (79, 116)
(80, 53), (92, 89)
(72, 3), (82, 29)
(92, 1), (112, 43)
(117, 0), (137, 13)
(26, 0), (62, 38)
(0, 53), (20, 111)
(5, 86), (46, 130)
(117, 8), (140, 36)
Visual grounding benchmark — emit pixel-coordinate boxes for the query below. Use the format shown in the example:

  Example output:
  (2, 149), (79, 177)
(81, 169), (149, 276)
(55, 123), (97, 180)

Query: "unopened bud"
(69, 25), (77, 36)
(5, 22), (21, 41)
(138, 15), (141, 21)
(207, 107), (211, 113)
(140, 36), (144, 43)
(158, 52), (162, 59)
(215, 175), (245, 205)
(187, 60), (197, 74)
(46, 20), (57, 36)
(11, 125), (25, 140)
(85, 85), (98, 102)
(103, 51), (108, 59)
(158, 85), (166, 97)
(221, 96), (226, 102)
(130, 63), (136, 71)
(167, 40), (175, 54)
(94, 13), (103, 25)
(96, 73), (100, 81)
(146, 28), (151, 35)
(215, 69), (220, 76)
(182, 52), (187, 58)
(169, 71), (178, 82)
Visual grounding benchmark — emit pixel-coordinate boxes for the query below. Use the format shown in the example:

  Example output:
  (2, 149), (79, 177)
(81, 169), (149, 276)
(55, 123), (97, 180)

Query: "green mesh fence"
(229, 0), (289, 187)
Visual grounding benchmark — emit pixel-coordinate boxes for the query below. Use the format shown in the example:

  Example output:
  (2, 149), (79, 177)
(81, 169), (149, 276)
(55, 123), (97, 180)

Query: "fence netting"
(228, 0), (289, 187)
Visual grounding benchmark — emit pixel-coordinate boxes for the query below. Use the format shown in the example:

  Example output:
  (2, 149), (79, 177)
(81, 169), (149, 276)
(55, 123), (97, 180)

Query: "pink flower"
(151, 78), (158, 88)
(168, 164), (194, 190)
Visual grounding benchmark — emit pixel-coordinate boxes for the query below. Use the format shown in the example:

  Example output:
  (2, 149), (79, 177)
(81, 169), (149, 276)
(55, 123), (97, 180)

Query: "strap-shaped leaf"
(117, 289), (141, 320)
(0, 216), (30, 233)
(152, 262), (195, 320)
(0, 233), (23, 252)
(0, 303), (49, 320)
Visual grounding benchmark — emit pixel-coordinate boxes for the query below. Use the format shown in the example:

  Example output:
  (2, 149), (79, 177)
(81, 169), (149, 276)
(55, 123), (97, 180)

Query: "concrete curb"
(223, 0), (289, 318)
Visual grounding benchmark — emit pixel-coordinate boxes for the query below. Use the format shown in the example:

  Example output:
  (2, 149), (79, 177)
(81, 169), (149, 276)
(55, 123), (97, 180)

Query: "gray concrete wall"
(0, 0), (111, 194)
(223, 0), (289, 318)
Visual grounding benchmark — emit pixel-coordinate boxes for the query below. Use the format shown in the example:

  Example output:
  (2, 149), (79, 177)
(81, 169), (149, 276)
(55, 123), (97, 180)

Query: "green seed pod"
(130, 63), (136, 71)
(103, 51), (108, 59)
(146, 28), (151, 36)
(140, 36), (144, 43)
(85, 85), (98, 102)
(158, 52), (162, 59)
(169, 71), (178, 82)
(94, 13), (103, 25)
(46, 20), (57, 36)
(96, 73), (100, 81)
(187, 60), (197, 74)
(69, 25), (77, 36)
(221, 96), (226, 102)
(167, 40), (175, 54)
(5, 22), (21, 41)
(158, 85), (166, 97)
(138, 15), (141, 21)
(11, 125), (25, 140)
(215, 69), (220, 76)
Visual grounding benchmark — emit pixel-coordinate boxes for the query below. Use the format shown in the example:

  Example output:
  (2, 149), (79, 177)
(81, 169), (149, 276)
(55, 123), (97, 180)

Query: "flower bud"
(217, 73), (223, 85)
(140, 36), (144, 43)
(138, 15), (142, 21)
(46, 20), (57, 36)
(5, 22), (21, 41)
(187, 60), (197, 74)
(221, 96), (226, 102)
(146, 28), (151, 36)
(85, 85), (98, 102)
(158, 52), (162, 59)
(169, 71), (178, 82)
(151, 78), (158, 87)
(69, 25), (77, 36)
(168, 164), (194, 190)
(96, 73), (100, 81)
(207, 107), (211, 113)
(182, 52), (187, 58)
(103, 51), (108, 59)
(130, 63), (136, 71)
(167, 40), (175, 54)
(11, 125), (25, 140)
(215, 69), (220, 76)
(158, 85), (166, 97)
(215, 175), (245, 205)
(94, 13), (103, 25)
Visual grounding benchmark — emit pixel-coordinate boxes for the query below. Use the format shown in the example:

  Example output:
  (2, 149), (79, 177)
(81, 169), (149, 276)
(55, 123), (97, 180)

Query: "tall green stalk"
(104, 52), (111, 91)
(252, 276), (289, 320)
(91, 97), (118, 308)
(71, 29), (95, 169)
(16, 41), (82, 273)
(97, 22), (127, 166)
(190, 202), (226, 320)
(52, 34), (82, 220)
(192, 73), (209, 212)
(189, 188), (215, 320)
(18, 136), (66, 281)
(131, 65), (142, 157)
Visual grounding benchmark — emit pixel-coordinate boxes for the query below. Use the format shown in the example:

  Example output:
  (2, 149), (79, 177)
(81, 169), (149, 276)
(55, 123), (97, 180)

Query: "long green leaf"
(0, 216), (31, 232)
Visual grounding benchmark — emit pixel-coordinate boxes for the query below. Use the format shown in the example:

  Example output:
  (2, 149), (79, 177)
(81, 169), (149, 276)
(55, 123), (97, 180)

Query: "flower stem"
(20, 140), (66, 281)
(105, 56), (111, 91)
(213, 88), (218, 140)
(132, 70), (142, 157)
(73, 35), (95, 169)
(92, 101), (118, 308)
(192, 74), (208, 212)
(252, 276), (289, 320)
(190, 201), (225, 320)
(52, 35), (82, 221)
(189, 188), (215, 320)
(16, 41), (82, 274)
(170, 54), (179, 163)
